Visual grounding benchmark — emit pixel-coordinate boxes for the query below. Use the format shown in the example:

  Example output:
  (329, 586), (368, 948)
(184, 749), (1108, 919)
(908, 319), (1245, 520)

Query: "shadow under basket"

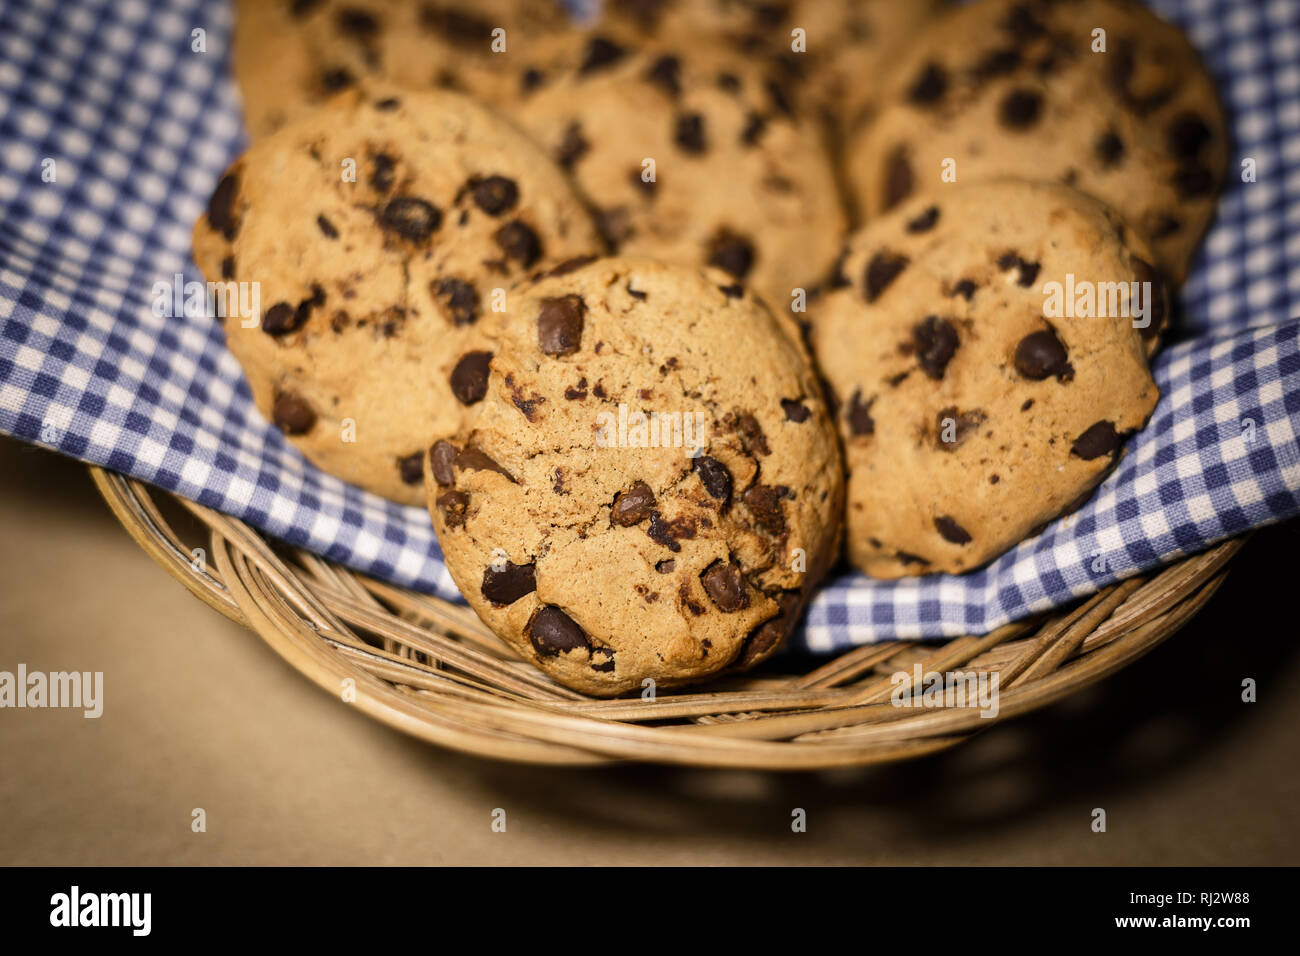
(91, 466), (1246, 770)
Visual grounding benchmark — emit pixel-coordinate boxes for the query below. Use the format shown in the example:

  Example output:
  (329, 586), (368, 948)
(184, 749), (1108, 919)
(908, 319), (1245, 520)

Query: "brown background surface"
(1, 436), (1296, 865)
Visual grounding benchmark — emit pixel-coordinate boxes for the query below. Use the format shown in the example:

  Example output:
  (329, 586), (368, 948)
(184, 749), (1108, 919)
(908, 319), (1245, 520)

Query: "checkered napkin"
(1, 0), (1297, 651)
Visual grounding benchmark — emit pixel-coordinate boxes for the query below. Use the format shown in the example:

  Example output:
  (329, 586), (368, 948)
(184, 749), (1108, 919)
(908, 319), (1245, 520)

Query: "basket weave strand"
(90, 466), (1244, 769)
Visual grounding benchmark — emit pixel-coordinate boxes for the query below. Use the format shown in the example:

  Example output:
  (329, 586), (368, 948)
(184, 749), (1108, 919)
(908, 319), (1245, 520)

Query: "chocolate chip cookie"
(233, 0), (574, 140)
(426, 258), (844, 696)
(846, 0), (1228, 283)
(810, 181), (1162, 578)
(192, 86), (601, 505)
(507, 32), (847, 318)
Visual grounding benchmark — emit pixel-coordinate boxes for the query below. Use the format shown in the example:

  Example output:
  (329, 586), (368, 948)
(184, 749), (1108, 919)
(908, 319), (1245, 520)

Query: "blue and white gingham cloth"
(1, 0), (1297, 651)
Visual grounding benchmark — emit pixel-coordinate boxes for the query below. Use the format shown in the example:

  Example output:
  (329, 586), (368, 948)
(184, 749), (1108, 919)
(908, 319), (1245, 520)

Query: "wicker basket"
(90, 465), (1245, 769)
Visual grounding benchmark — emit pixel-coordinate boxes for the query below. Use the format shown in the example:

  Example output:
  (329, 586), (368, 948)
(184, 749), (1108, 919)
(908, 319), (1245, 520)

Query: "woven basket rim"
(88, 465), (1246, 770)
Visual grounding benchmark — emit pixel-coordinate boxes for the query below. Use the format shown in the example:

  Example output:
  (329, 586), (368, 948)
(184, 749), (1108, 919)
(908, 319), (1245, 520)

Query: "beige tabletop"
(1, 436), (1296, 865)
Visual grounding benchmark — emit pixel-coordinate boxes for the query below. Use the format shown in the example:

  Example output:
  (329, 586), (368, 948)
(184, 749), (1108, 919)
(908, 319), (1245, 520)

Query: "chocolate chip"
(883, 145), (914, 210)
(1131, 257), (1166, 340)
(379, 196), (441, 241)
(449, 350), (492, 405)
(972, 47), (1020, 80)
(262, 301), (302, 336)
(316, 214), (338, 238)
(481, 561), (537, 606)
(1014, 328), (1072, 380)
(1002, 3), (1046, 41)
(999, 88), (1042, 129)
(934, 515), (972, 545)
(719, 284), (744, 298)
(726, 410), (769, 456)
(537, 294), (585, 356)
(1107, 40), (1135, 94)
(472, 175), (519, 216)
(611, 480), (657, 526)
(693, 456), (733, 504)
(321, 67), (354, 91)
(998, 251), (1040, 287)
(430, 440), (458, 486)
(455, 447), (514, 481)
(864, 251), (908, 301)
(220, 256), (235, 279)
(528, 606), (590, 656)
(434, 277), (479, 326)
(781, 398), (810, 422)
(674, 112), (707, 153)
(374, 96), (400, 110)
(738, 591), (797, 666)
(648, 512), (696, 552)
(337, 7), (379, 37)
(398, 451), (424, 485)
(952, 279), (978, 300)
(935, 407), (985, 451)
(436, 490), (469, 528)
(272, 392), (315, 434)
(1168, 112), (1212, 159)
(494, 220), (542, 268)
(716, 71), (741, 92)
(370, 153), (396, 192)
(557, 122), (589, 169)
(700, 560), (749, 612)
(1095, 129), (1125, 167)
(765, 77), (793, 116)
(646, 54), (681, 95)
(590, 647), (616, 672)
(593, 205), (631, 251)
(907, 62), (947, 105)
(913, 315), (959, 380)
(740, 111), (766, 146)
(1172, 164), (1215, 198)
(708, 233), (755, 279)
(207, 171), (239, 239)
(421, 6), (491, 40)
(1071, 421), (1120, 460)
(847, 390), (875, 436)
(523, 68), (551, 97)
(655, 559), (675, 574)
(906, 206), (940, 233)
(580, 35), (626, 74)
(743, 485), (786, 536)
(627, 284), (647, 301)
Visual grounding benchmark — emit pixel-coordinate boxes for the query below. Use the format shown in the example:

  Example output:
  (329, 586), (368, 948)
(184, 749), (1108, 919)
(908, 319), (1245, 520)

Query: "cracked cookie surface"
(426, 258), (844, 696)
(192, 86), (600, 505)
(507, 32), (846, 318)
(811, 181), (1161, 578)
(846, 0), (1228, 283)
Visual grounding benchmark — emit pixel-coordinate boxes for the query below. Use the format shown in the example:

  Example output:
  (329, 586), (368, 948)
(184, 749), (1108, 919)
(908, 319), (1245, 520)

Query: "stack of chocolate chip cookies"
(194, 0), (1228, 695)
